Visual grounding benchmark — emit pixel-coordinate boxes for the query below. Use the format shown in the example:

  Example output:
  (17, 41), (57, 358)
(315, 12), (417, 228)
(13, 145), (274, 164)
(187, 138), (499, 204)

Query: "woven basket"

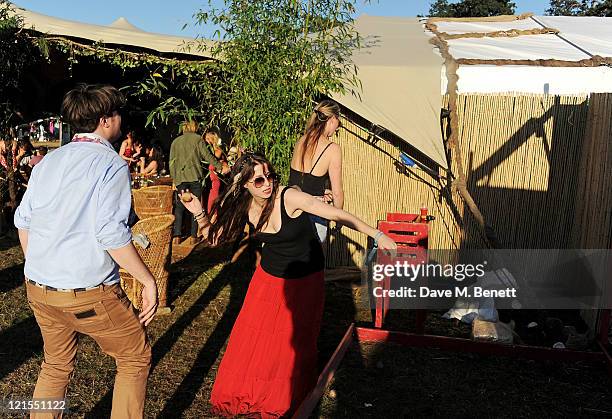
(133, 185), (173, 220)
(120, 214), (174, 310)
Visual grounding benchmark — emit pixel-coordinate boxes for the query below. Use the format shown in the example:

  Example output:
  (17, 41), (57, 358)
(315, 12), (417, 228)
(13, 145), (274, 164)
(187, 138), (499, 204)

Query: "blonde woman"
(289, 100), (344, 243)
(204, 129), (229, 213)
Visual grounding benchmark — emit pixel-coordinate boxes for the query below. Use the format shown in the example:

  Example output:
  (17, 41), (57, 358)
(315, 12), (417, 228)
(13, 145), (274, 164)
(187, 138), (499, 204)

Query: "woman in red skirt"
(204, 129), (229, 214)
(180, 153), (396, 418)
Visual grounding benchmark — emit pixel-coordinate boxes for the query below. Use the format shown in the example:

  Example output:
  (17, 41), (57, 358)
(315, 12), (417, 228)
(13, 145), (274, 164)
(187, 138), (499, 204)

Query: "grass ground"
(0, 237), (610, 418)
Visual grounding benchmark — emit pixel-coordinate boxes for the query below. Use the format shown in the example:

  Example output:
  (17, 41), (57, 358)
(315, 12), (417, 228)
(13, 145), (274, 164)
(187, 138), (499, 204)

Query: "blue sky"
(13, 0), (548, 38)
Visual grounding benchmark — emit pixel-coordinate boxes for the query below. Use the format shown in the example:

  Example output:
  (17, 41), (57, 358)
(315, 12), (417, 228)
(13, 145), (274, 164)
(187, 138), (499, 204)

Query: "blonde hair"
(205, 130), (220, 144)
(300, 100), (340, 170)
(182, 120), (199, 134)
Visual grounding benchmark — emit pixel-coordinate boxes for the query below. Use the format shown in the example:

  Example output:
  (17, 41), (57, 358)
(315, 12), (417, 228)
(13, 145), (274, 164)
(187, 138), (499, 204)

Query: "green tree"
(428, 0), (456, 17)
(0, 0), (38, 134)
(546, 0), (586, 15)
(546, 0), (612, 16)
(141, 0), (362, 178)
(429, 0), (516, 17)
(584, 0), (612, 15)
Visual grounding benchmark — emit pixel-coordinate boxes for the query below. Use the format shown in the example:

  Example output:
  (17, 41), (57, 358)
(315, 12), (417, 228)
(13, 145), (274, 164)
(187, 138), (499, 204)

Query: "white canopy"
(437, 16), (612, 59)
(434, 15), (612, 94)
(108, 17), (144, 32)
(14, 7), (213, 58)
(331, 15), (448, 168)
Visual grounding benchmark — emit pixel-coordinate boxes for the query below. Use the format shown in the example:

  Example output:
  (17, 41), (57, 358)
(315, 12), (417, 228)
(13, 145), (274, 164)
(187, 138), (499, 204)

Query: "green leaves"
(546, 0), (612, 16)
(187, 0), (362, 178)
(428, 0), (516, 17)
(0, 0), (39, 134)
(10, 0), (363, 181)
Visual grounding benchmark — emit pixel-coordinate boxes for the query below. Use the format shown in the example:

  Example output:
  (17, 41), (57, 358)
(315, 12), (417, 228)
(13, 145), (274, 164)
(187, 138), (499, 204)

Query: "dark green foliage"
(546, 0), (611, 16)
(429, 0), (516, 17)
(143, 0), (362, 178)
(0, 1), (39, 134)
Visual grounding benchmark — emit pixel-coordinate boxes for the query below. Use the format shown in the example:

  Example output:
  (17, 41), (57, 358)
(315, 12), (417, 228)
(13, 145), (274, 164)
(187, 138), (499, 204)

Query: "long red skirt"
(208, 165), (221, 214)
(210, 266), (325, 418)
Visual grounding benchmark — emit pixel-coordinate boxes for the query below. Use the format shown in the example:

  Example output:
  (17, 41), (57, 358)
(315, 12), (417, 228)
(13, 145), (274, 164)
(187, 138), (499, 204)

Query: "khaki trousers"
(26, 281), (151, 419)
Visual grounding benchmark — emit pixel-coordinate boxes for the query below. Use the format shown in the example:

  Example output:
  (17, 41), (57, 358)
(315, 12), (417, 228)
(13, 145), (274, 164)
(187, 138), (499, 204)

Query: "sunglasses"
(248, 172), (277, 188)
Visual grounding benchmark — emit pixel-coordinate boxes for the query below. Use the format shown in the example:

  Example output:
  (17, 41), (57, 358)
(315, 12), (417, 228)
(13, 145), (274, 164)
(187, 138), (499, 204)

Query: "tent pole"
(429, 22), (493, 248)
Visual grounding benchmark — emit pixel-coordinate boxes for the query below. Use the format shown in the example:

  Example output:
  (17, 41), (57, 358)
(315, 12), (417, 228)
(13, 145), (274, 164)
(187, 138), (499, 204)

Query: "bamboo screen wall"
(571, 93), (612, 249)
(328, 93), (612, 267)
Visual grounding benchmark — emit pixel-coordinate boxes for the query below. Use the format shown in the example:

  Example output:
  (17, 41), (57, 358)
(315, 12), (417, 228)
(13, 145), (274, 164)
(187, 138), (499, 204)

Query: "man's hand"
(139, 281), (158, 326)
(107, 243), (159, 326)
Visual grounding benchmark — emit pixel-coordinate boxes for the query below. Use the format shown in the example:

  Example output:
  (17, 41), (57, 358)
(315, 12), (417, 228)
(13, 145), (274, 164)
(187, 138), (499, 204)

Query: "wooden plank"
(292, 324), (355, 419)
(356, 327), (606, 363)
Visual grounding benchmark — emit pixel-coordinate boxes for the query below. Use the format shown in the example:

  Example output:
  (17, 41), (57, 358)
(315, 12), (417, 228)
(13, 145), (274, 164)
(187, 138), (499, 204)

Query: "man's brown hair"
(61, 84), (126, 133)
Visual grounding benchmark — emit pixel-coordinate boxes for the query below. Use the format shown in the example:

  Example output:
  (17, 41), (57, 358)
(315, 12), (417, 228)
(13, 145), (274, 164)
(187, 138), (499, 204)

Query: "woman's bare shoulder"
(325, 141), (342, 159)
(327, 141), (341, 151)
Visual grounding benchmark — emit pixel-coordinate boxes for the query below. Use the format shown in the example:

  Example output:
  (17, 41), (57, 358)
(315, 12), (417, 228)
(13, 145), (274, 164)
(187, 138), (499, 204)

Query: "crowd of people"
(0, 124), (168, 237)
(169, 120), (230, 245)
(119, 130), (167, 176)
(12, 84), (396, 419)
(0, 137), (48, 235)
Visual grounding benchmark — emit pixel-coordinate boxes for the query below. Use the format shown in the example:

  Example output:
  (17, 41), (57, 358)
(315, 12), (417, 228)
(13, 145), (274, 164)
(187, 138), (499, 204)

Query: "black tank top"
(257, 187), (325, 279)
(288, 143), (332, 196)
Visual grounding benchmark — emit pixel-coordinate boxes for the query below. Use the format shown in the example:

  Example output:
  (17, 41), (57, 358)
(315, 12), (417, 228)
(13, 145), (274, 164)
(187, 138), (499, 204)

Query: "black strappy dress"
(288, 143), (333, 242)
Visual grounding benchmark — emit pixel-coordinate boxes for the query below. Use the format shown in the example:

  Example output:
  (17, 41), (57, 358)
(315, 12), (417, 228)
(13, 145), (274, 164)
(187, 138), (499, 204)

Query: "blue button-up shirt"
(14, 133), (132, 289)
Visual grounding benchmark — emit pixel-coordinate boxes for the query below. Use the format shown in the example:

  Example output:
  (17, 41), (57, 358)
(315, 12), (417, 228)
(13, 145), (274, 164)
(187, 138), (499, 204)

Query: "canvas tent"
(324, 14), (612, 267)
(22, 8), (612, 175)
(14, 7), (214, 58)
(329, 16), (448, 168)
(330, 14), (612, 176)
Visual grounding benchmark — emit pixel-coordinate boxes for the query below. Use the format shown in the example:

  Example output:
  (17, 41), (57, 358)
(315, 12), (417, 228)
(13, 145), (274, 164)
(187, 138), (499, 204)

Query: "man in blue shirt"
(15, 84), (157, 419)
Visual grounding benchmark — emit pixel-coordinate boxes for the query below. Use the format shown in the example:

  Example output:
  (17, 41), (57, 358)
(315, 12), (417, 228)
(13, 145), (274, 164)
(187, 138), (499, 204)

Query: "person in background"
(119, 130), (141, 171)
(0, 139), (10, 236)
(138, 143), (164, 176)
(29, 146), (47, 168)
(14, 137), (35, 169)
(179, 152), (396, 418)
(14, 84), (157, 419)
(169, 120), (227, 245)
(204, 129), (229, 214)
(289, 100), (344, 246)
(0, 138), (9, 172)
(13, 138), (35, 185)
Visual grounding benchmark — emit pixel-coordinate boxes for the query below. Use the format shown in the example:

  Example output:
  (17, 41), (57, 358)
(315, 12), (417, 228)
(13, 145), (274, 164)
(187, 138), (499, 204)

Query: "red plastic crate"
(373, 218), (430, 329)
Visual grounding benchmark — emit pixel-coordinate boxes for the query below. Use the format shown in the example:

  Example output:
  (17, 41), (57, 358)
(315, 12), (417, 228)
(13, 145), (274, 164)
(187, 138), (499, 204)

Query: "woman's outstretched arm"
(284, 187), (395, 250)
